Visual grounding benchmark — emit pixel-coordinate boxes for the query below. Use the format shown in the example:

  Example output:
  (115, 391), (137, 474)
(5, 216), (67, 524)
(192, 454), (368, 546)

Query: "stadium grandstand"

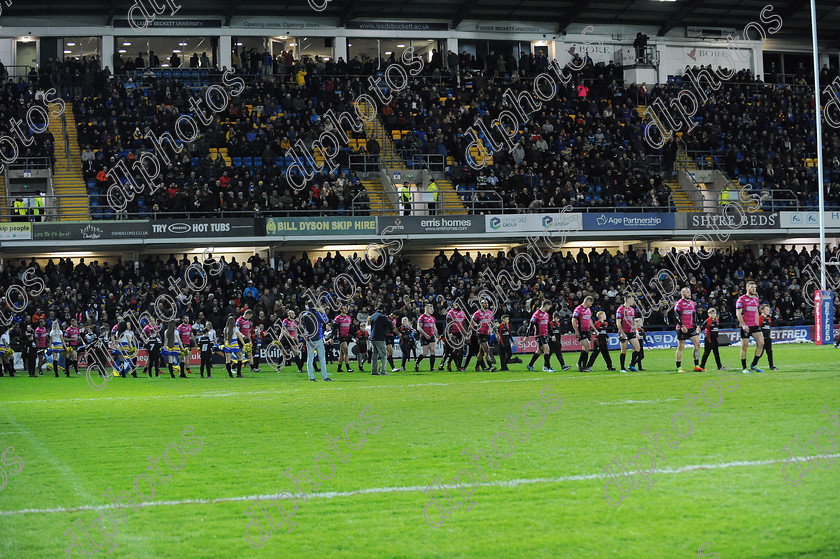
(0, 1), (838, 558)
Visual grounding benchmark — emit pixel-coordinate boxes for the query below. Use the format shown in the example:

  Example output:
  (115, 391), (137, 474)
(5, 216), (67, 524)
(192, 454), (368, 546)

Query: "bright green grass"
(0, 344), (838, 558)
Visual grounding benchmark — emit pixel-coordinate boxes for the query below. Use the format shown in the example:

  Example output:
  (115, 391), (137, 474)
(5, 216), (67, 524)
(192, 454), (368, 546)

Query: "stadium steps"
(436, 179), (467, 215)
(0, 174), (7, 222)
(49, 107), (90, 221)
(361, 179), (397, 215)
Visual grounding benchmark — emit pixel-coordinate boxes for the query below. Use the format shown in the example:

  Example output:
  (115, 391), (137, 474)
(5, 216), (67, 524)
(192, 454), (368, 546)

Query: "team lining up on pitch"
(5, 279), (779, 382)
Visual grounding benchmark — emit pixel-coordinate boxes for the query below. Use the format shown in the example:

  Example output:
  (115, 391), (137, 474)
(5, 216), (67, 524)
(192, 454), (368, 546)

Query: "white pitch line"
(3, 454), (838, 517)
(598, 399), (681, 405)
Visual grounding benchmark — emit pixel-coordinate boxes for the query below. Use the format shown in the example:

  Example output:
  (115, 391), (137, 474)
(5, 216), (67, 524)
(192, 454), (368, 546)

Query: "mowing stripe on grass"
(3, 453), (837, 517)
(0, 376), (549, 405)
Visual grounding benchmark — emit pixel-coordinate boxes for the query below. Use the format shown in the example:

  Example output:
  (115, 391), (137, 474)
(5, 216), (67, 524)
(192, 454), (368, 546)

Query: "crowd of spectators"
(8, 49), (840, 218)
(2, 243), (834, 351)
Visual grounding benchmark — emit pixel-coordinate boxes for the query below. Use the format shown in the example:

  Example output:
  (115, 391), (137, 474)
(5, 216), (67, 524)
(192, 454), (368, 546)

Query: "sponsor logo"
(169, 223), (192, 234)
(81, 225), (102, 239)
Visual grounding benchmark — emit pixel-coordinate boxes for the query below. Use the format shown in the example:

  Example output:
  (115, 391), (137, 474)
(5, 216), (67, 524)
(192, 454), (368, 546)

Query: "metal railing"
(0, 187), (822, 224)
(389, 151), (445, 173)
(6, 157), (52, 172)
(61, 110), (71, 168)
(716, 188), (801, 212)
(349, 154), (382, 174)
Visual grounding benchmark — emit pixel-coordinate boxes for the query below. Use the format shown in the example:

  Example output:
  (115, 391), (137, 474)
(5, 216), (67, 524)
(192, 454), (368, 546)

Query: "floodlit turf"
(0, 344), (838, 558)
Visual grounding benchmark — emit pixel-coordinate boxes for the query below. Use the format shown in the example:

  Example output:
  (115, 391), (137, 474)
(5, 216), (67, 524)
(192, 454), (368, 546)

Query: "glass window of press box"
(231, 36), (335, 74)
(347, 39), (441, 71)
(112, 37), (219, 72)
(60, 38), (102, 64)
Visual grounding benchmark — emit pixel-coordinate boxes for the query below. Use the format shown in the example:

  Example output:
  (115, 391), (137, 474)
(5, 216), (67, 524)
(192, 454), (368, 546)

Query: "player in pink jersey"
(572, 296), (594, 372)
(282, 310), (304, 373)
(736, 280), (765, 373)
(34, 318), (48, 374)
(334, 306), (354, 373)
(176, 316), (196, 375)
(673, 287), (703, 373)
(64, 319), (81, 376)
(616, 294), (641, 373)
(237, 309), (259, 372)
(443, 303), (466, 372)
(415, 304), (438, 372)
(528, 300), (554, 372)
(471, 298), (497, 371)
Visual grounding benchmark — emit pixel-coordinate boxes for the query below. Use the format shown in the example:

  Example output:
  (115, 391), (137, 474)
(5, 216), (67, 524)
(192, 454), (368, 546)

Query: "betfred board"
(815, 291), (835, 345)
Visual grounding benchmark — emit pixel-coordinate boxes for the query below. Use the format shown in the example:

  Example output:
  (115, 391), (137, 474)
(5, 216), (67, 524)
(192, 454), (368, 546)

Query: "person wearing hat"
(12, 198), (25, 222)
(399, 182), (411, 216)
(427, 179), (439, 215)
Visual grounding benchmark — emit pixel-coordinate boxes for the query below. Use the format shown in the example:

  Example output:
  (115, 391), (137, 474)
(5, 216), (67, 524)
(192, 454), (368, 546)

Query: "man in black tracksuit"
(498, 315), (512, 371)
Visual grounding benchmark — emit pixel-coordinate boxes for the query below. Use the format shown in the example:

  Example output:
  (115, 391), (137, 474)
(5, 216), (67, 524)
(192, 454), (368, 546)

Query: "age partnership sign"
(581, 213), (675, 231)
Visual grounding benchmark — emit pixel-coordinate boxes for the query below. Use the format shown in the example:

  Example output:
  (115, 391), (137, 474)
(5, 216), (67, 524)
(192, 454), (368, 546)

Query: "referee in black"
(549, 312), (572, 371)
(143, 321), (163, 377)
(587, 310), (615, 370)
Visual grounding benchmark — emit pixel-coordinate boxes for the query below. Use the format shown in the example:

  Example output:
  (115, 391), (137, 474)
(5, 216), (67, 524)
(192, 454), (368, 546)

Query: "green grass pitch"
(0, 344), (838, 558)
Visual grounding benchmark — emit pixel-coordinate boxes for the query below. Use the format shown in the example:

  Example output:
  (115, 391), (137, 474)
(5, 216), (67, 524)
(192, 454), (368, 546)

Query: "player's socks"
(236, 362), (243, 377)
(528, 353), (539, 367)
(225, 363), (232, 377)
(741, 359), (747, 369)
(620, 353), (626, 370)
(676, 360), (681, 369)
(430, 357), (435, 370)
(544, 354), (551, 369)
(337, 364), (343, 372)
(387, 357), (395, 369)
(579, 351), (587, 368)
(169, 364), (176, 378)
(750, 356), (760, 368)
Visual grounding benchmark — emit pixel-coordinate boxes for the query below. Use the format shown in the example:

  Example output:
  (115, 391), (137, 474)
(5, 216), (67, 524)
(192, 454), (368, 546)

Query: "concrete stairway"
(361, 179), (396, 215)
(48, 106), (89, 220)
(637, 105), (697, 212)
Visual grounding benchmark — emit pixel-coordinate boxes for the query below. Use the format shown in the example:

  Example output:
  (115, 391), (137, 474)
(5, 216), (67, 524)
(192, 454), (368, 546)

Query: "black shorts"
(385, 337), (395, 345)
(740, 325), (761, 339)
(478, 333), (490, 344)
(340, 336), (351, 345)
(620, 332), (636, 341)
(677, 328), (699, 341)
(578, 330), (591, 341)
(537, 335), (549, 346)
